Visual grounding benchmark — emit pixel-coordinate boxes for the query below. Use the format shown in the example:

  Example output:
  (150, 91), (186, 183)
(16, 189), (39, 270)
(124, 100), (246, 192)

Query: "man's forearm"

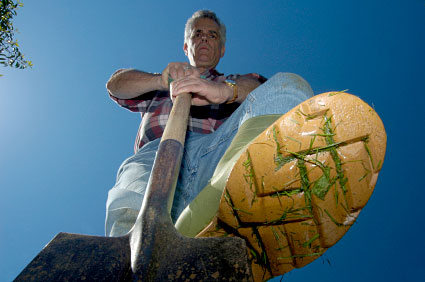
(106, 69), (165, 99)
(233, 76), (262, 103)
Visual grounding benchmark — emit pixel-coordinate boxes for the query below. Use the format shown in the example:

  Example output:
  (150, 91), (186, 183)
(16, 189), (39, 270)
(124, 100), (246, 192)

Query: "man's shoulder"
(226, 73), (268, 84)
(210, 68), (267, 84)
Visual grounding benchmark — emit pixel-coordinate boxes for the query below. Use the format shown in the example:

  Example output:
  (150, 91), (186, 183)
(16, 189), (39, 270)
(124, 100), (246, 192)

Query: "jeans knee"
(271, 72), (308, 85)
(269, 72), (314, 98)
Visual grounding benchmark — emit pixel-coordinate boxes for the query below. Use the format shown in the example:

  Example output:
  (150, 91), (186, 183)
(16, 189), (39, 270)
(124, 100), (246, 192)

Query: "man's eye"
(209, 33), (217, 39)
(191, 32), (200, 38)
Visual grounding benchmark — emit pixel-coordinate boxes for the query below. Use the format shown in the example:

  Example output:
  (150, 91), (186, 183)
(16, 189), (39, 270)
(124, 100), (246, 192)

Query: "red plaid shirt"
(109, 69), (267, 153)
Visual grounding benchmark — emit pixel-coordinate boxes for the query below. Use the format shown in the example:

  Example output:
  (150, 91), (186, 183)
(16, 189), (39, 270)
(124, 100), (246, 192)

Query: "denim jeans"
(105, 72), (314, 237)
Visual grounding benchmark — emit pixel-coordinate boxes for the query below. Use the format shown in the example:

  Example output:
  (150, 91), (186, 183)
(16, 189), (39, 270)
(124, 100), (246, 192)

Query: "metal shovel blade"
(14, 223), (251, 281)
(14, 232), (132, 281)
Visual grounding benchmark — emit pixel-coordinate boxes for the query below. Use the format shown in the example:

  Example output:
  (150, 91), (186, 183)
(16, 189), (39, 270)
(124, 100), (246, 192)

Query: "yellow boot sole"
(196, 92), (387, 281)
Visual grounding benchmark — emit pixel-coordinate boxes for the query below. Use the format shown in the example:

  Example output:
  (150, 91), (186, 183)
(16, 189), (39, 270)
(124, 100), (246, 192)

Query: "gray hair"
(184, 10), (226, 47)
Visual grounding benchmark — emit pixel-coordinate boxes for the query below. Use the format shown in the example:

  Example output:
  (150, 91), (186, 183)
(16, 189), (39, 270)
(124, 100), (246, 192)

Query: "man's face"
(184, 18), (225, 71)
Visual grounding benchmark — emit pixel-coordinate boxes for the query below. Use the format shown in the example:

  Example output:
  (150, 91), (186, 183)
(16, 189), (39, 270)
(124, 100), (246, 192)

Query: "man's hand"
(170, 76), (232, 106)
(107, 64), (262, 104)
(161, 62), (200, 90)
(165, 63), (232, 106)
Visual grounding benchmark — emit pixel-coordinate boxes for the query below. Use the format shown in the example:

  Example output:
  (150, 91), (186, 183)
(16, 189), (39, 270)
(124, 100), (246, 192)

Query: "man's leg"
(106, 72), (313, 235)
(197, 90), (386, 281)
(171, 73), (314, 220)
(105, 138), (160, 237)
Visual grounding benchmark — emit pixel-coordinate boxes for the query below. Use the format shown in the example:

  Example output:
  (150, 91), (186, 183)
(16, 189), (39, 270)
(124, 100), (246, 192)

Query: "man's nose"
(200, 33), (208, 42)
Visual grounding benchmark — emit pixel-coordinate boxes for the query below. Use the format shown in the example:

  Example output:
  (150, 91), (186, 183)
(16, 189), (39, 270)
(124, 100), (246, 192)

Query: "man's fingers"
(185, 68), (193, 77)
(169, 75), (224, 105)
(163, 63), (200, 90)
(177, 66), (186, 80)
(185, 67), (200, 78)
(191, 95), (210, 106)
(192, 67), (201, 77)
(169, 62), (190, 80)
(171, 78), (203, 97)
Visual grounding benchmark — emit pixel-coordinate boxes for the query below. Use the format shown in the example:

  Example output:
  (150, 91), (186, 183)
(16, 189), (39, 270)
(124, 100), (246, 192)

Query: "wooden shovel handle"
(161, 93), (192, 145)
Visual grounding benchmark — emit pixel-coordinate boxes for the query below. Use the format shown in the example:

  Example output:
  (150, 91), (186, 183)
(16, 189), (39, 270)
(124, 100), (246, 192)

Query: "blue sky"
(1, 0), (424, 281)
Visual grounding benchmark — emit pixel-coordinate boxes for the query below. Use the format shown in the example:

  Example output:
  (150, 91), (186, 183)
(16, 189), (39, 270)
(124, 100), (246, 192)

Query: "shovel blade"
(14, 230), (253, 282)
(14, 232), (132, 282)
(133, 228), (253, 281)
(129, 213), (252, 282)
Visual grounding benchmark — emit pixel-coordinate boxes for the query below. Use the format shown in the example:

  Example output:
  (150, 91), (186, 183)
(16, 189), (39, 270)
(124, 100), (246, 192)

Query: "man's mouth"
(198, 45), (209, 52)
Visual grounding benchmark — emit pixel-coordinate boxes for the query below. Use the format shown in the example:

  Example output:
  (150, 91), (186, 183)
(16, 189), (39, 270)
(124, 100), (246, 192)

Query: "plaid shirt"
(109, 69), (267, 153)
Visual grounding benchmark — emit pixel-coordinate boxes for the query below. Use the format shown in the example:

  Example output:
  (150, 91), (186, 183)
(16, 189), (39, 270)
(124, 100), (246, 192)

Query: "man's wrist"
(224, 79), (238, 104)
(157, 74), (167, 91)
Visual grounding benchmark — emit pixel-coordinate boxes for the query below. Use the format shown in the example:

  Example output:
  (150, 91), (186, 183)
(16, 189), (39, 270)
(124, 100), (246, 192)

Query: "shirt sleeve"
(108, 90), (167, 113)
(107, 69), (167, 113)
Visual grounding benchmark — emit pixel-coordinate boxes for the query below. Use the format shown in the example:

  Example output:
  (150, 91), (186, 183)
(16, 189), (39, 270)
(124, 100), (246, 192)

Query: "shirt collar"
(201, 68), (223, 80)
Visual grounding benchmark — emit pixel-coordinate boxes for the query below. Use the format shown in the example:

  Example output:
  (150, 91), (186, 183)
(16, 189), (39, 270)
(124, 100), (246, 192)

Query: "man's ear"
(220, 45), (226, 58)
(183, 43), (188, 56)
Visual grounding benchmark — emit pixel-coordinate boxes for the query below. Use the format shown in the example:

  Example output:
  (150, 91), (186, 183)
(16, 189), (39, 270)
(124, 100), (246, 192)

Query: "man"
(105, 10), (313, 237)
(105, 10), (386, 281)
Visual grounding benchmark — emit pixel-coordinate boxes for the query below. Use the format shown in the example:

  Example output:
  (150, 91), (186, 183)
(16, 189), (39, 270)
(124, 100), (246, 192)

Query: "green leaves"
(0, 0), (32, 71)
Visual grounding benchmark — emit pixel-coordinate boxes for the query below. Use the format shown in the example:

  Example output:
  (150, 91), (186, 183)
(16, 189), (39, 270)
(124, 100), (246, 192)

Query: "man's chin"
(197, 55), (211, 62)
(194, 58), (218, 69)
(193, 62), (214, 70)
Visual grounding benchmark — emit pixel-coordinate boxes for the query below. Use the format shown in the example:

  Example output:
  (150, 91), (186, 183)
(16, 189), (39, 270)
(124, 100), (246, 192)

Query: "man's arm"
(106, 69), (164, 99)
(232, 75), (262, 103)
(170, 74), (262, 106)
(106, 62), (193, 99)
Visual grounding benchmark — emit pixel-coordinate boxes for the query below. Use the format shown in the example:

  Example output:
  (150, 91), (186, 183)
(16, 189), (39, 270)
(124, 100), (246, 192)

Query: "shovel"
(14, 93), (253, 281)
